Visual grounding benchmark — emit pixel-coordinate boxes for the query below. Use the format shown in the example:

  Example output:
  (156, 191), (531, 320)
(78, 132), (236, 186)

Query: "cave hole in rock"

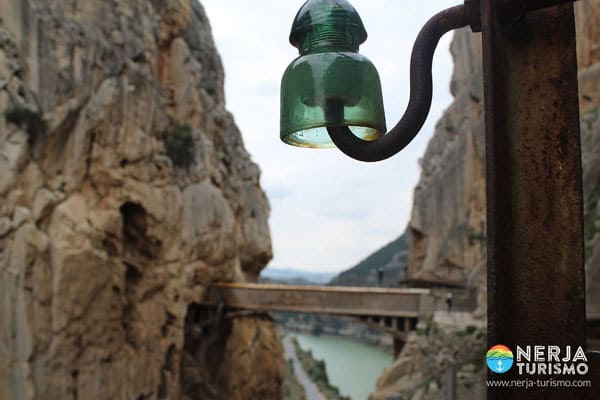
(120, 202), (161, 258)
(180, 303), (232, 400)
(125, 261), (143, 285)
(102, 236), (119, 257)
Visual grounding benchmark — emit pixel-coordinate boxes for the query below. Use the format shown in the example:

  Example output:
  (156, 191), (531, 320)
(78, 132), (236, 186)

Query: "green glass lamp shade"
(280, 0), (386, 148)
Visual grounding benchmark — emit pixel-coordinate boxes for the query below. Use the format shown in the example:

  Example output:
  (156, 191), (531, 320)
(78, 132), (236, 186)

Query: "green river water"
(295, 333), (394, 400)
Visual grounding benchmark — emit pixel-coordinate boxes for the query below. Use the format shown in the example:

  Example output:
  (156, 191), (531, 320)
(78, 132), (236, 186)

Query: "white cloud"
(201, 0), (458, 272)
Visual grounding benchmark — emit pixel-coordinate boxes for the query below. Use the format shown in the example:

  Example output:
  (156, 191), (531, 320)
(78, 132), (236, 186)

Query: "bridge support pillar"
(393, 337), (406, 359)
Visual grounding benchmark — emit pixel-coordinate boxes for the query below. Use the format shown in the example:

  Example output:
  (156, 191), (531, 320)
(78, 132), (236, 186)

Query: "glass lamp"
(280, 0), (386, 148)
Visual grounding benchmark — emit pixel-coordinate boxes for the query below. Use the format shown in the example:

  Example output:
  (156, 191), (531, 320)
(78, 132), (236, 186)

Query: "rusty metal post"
(481, 0), (588, 398)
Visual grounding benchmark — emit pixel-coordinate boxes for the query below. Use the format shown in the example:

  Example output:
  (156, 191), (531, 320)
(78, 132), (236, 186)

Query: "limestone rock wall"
(0, 1), (282, 399)
(407, 28), (485, 286)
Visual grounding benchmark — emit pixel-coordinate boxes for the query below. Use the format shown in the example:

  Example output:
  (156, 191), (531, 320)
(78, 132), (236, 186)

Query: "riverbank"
(298, 333), (394, 399)
(282, 334), (351, 400)
(276, 313), (394, 354)
(293, 338), (350, 400)
(282, 335), (320, 400)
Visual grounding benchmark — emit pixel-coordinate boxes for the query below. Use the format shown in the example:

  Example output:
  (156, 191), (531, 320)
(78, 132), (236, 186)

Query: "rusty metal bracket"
(464, 0), (483, 31)
(327, 5), (470, 162)
(327, 0), (578, 162)
(468, 0), (579, 32)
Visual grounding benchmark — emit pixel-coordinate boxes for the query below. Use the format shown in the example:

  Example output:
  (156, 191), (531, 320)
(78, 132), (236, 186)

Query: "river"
(295, 333), (394, 400)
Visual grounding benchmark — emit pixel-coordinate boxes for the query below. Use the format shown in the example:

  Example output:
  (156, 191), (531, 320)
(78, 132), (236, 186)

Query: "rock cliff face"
(577, 0), (600, 322)
(0, 1), (282, 399)
(408, 29), (485, 288)
(371, 1), (600, 398)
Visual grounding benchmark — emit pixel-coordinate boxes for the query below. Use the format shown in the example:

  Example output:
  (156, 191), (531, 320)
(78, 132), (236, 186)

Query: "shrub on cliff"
(4, 106), (48, 141)
(165, 124), (195, 168)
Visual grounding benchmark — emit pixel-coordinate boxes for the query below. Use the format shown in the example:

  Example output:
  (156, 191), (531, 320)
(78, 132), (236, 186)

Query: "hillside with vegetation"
(329, 229), (410, 287)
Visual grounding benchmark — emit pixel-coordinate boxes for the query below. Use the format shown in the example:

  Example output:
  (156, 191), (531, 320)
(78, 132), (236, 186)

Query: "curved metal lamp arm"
(327, 5), (470, 162)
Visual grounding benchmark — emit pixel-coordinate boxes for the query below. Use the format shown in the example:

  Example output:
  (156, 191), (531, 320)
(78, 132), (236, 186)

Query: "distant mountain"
(260, 268), (336, 285)
(329, 229), (410, 287)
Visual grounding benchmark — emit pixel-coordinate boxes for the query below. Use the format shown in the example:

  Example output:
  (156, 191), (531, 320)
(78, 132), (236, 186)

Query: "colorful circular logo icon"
(486, 344), (514, 374)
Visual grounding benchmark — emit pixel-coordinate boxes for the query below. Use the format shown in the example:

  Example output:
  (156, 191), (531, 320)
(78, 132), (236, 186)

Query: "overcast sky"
(201, 0), (459, 273)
